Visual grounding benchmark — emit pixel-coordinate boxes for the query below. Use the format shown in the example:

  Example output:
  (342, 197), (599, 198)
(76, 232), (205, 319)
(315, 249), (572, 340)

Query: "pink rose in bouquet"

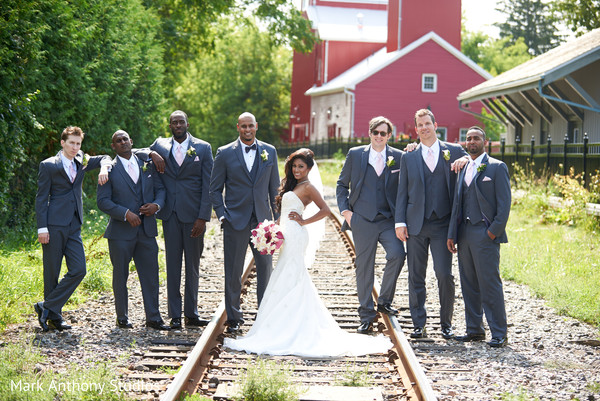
(251, 220), (284, 255)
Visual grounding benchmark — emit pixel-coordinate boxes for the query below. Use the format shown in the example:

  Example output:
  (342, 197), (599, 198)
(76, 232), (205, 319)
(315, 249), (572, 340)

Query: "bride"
(224, 148), (392, 357)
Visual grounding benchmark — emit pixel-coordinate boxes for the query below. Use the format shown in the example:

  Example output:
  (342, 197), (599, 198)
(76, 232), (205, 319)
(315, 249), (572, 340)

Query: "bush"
(232, 358), (302, 401)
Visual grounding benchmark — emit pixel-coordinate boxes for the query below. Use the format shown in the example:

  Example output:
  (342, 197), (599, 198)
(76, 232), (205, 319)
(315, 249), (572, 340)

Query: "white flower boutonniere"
(142, 161), (149, 172)
(442, 149), (450, 161)
(261, 149), (268, 161)
(477, 163), (487, 172)
(82, 153), (90, 167)
(386, 156), (395, 167)
(186, 147), (196, 157)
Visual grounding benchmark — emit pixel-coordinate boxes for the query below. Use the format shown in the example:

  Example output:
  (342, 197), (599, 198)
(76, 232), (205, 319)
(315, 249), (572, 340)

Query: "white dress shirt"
(171, 135), (191, 162)
(241, 139), (257, 172)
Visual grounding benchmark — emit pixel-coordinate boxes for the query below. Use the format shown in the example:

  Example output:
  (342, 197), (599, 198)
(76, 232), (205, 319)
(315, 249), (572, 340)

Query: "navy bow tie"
(245, 143), (257, 153)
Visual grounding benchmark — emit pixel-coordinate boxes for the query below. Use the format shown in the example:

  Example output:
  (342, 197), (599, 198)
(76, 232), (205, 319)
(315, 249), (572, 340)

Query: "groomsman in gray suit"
(34, 126), (110, 331)
(447, 126), (511, 348)
(336, 116), (406, 334)
(146, 110), (213, 329)
(97, 130), (169, 330)
(395, 109), (467, 340)
(209, 112), (280, 334)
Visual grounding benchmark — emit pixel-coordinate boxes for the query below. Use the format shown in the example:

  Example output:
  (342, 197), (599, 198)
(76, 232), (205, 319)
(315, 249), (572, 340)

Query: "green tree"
(462, 29), (532, 76)
(552, 0), (600, 36)
(145, 0), (315, 91)
(173, 16), (292, 149)
(0, 0), (167, 240)
(461, 25), (532, 141)
(495, 0), (562, 56)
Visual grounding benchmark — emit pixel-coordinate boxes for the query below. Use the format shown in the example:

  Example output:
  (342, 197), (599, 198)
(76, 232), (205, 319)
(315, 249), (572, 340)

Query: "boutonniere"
(186, 147), (196, 157)
(386, 156), (395, 167)
(82, 153), (90, 167)
(142, 161), (149, 172)
(442, 150), (450, 161)
(477, 163), (487, 172)
(260, 149), (268, 161)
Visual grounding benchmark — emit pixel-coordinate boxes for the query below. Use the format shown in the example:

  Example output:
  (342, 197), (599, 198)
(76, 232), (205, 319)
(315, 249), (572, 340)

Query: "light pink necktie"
(69, 162), (76, 183)
(375, 153), (385, 176)
(127, 162), (138, 184)
(175, 145), (184, 166)
(465, 161), (474, 186)
(425, 148), (435, 172)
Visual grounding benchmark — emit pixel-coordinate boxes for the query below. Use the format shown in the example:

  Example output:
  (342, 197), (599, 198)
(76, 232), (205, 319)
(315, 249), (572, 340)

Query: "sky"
(461, 0), (503, 38)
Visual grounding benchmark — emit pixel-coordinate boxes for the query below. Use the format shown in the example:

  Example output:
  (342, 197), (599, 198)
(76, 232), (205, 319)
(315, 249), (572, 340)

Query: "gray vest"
(462, 182), (484, 223)
(130, 176), (143, 214)
(354, 165), (391, 221)
(423, 157), (451, 219)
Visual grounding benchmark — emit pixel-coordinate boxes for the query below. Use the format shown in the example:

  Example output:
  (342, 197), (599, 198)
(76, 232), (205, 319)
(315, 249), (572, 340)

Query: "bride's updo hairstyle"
(275, 148), (315, 212)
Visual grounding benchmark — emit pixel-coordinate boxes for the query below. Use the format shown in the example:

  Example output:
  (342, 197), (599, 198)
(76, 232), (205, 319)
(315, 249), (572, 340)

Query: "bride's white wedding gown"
(224, 191), (392, 357)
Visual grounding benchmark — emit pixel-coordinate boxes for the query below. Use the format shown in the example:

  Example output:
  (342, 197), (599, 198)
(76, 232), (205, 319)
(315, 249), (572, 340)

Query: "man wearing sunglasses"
(336, 116), (406, 334)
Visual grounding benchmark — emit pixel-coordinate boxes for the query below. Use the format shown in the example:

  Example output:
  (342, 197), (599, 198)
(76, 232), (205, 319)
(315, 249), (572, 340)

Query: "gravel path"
(3, 186), (599, 400)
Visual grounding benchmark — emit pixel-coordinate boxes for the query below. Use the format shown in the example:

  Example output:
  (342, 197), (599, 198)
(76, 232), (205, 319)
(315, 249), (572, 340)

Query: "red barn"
(288, 0), (491, 143)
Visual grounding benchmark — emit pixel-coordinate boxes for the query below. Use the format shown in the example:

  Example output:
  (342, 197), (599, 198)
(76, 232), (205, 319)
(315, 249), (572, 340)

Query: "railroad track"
(123, 213), (435, 401)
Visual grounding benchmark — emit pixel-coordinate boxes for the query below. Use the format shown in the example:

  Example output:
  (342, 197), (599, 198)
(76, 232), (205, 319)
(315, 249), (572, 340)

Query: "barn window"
(436, 127), (447, 141)
(459, 128), (468, 142)
(422, 74), (437, 92)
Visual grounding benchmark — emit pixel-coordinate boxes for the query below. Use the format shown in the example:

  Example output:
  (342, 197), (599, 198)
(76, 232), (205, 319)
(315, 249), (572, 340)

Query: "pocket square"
(194, 156), (199, 161)
(391, 169), (400, 174)
(482, 176), (492, 182)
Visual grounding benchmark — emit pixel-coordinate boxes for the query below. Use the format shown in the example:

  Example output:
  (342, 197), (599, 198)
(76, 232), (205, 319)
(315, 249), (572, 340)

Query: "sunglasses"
(371, 130), (389, 136)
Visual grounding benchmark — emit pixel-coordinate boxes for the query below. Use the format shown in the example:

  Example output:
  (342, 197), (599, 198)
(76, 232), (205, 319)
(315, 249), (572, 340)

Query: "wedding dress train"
(224, 191), (392, 357)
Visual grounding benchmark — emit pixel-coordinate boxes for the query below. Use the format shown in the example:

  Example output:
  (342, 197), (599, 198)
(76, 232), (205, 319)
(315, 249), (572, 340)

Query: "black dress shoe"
(377, 303), (399, 316)
(441, 326), (454, 339)
(487, 337), (508, 348)
(170, 318), (182, 330)
(455, 332), (486, 342)
(34, 302), (49, 332)
(147, 320), (171, 330)
(226, 321), (241, 334)
(410, 327), (427, 338)
(48, 319), (72, 331)
(356, 321), (373, 334)
(117, 319), (133, 329)
(185, 317), (209, 327)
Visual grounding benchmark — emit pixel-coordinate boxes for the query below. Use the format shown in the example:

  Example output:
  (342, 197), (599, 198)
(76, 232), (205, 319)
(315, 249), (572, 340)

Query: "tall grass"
(502, 164), (600, 327)
(0, 206), (114, 331)
(231, 358), (302, 401)
(0, 336), (131, 400)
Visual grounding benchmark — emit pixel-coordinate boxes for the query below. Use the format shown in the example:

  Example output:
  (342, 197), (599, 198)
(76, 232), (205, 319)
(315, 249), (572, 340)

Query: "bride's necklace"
(296, 179), (309, 185)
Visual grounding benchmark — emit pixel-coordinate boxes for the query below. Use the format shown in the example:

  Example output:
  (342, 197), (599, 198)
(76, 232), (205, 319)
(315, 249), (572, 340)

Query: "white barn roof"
(306, 5), (387, 42)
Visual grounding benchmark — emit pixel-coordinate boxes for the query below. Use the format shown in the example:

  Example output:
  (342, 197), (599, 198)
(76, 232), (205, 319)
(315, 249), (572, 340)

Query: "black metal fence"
(278, 134), (600, 186)
(498, 133), (600, 187)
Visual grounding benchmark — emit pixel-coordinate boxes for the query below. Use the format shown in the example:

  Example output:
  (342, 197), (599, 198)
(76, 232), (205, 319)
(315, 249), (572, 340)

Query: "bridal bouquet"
(251, 220), (284, 255)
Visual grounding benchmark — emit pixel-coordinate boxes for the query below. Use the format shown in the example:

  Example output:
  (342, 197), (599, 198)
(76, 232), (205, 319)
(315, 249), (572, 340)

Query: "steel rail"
(161, 255), (256, 401)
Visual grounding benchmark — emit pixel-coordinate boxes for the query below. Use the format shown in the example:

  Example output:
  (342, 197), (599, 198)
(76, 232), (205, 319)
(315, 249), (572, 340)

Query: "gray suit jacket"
(448, 154), (511, 244)
(36, 151), (108, 229)
(336, 144), (404, 230)
(97, 155), (165, 240)
(395, 141), (466, 235)
(209, 139), (280, 231)
(149, 135), (213, 223)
